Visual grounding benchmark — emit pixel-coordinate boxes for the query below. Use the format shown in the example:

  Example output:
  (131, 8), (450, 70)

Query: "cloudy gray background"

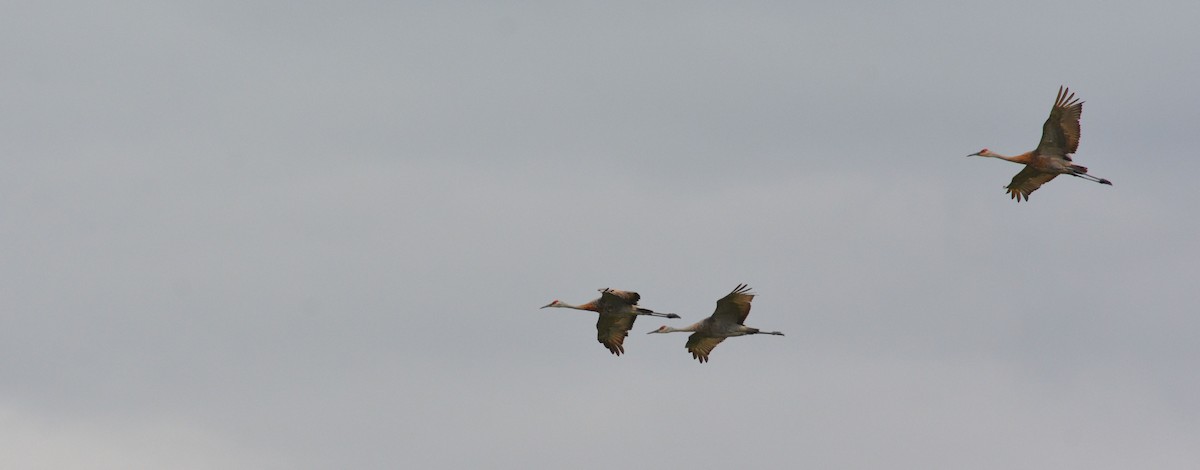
(3, 1), (1199, 468)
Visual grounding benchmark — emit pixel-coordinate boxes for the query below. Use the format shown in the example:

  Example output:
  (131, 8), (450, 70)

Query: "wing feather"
(599, 288), (640, 306)
(596, 314), (636, 356)
(598, 288), (640, 305)
(1036, 86), (1083, 156)
(685, 333), (726, 363)
(598, 289), (639, 318)
(711, 284), (754, 325)
(1005, 166), (1059, 202)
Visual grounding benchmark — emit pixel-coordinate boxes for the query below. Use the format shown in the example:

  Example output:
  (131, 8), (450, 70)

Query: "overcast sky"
(3, 1), (1199, 469)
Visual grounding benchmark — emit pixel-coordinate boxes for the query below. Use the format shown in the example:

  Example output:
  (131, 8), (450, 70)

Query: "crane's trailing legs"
(1068, 170), (1112, 185)
(636, 308), (681, 319)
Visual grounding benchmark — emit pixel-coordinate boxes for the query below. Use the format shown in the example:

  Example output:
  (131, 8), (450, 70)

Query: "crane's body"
(541, 288), (680, 355)
(647, 284), (783, 363)
(969, 86), (1111, 201)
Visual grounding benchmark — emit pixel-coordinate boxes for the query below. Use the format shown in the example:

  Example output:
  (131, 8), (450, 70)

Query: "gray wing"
(1005, 166), (1059, 202)
(597, 288), (639, 317)
(596, 314), (636, 356)
(598, 288), (641, 306)
(711, 284), (754, 325)
(1036, 86), (1083, 156)
(685, 333), (726, 363)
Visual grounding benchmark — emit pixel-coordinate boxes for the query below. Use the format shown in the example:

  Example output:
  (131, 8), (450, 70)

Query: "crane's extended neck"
(647, 323), (699, 334)
(970, 149), (1029, 164)
(541, 300), (598, 312)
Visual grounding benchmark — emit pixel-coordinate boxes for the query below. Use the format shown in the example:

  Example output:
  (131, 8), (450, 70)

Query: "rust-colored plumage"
(541, 288), (680, 355)
(969, 86), (1111, 201)
(647, 284), (783, 363)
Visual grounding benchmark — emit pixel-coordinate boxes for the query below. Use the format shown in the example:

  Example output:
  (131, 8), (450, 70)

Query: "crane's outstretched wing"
(1036, 86), (1083, 156)
(686, 333), (726, 363)
(711, 284), (754, 325)
(598, 288), (640, 306)
(1005, 166), (1059, 202)
(596, 314), (636, 356)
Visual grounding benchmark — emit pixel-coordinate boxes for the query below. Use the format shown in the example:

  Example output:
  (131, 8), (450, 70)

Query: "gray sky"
(3, 1), (1199, 468)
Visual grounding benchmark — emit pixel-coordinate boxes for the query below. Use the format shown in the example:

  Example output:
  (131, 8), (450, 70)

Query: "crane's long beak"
(540, 302), (554, 309)
(967, 152), (980, 157)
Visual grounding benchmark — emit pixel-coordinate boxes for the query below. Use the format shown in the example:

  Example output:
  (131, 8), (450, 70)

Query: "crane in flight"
(541, 288), (680, 355)
(968, 86), (1111, 201)
(647, 284), (783, 363)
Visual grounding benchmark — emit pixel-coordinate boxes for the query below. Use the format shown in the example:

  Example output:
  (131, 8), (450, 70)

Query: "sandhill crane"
(969, 86), (1112, 201)
(646, 284), (783, 363)
(541, 288), (680, 355)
